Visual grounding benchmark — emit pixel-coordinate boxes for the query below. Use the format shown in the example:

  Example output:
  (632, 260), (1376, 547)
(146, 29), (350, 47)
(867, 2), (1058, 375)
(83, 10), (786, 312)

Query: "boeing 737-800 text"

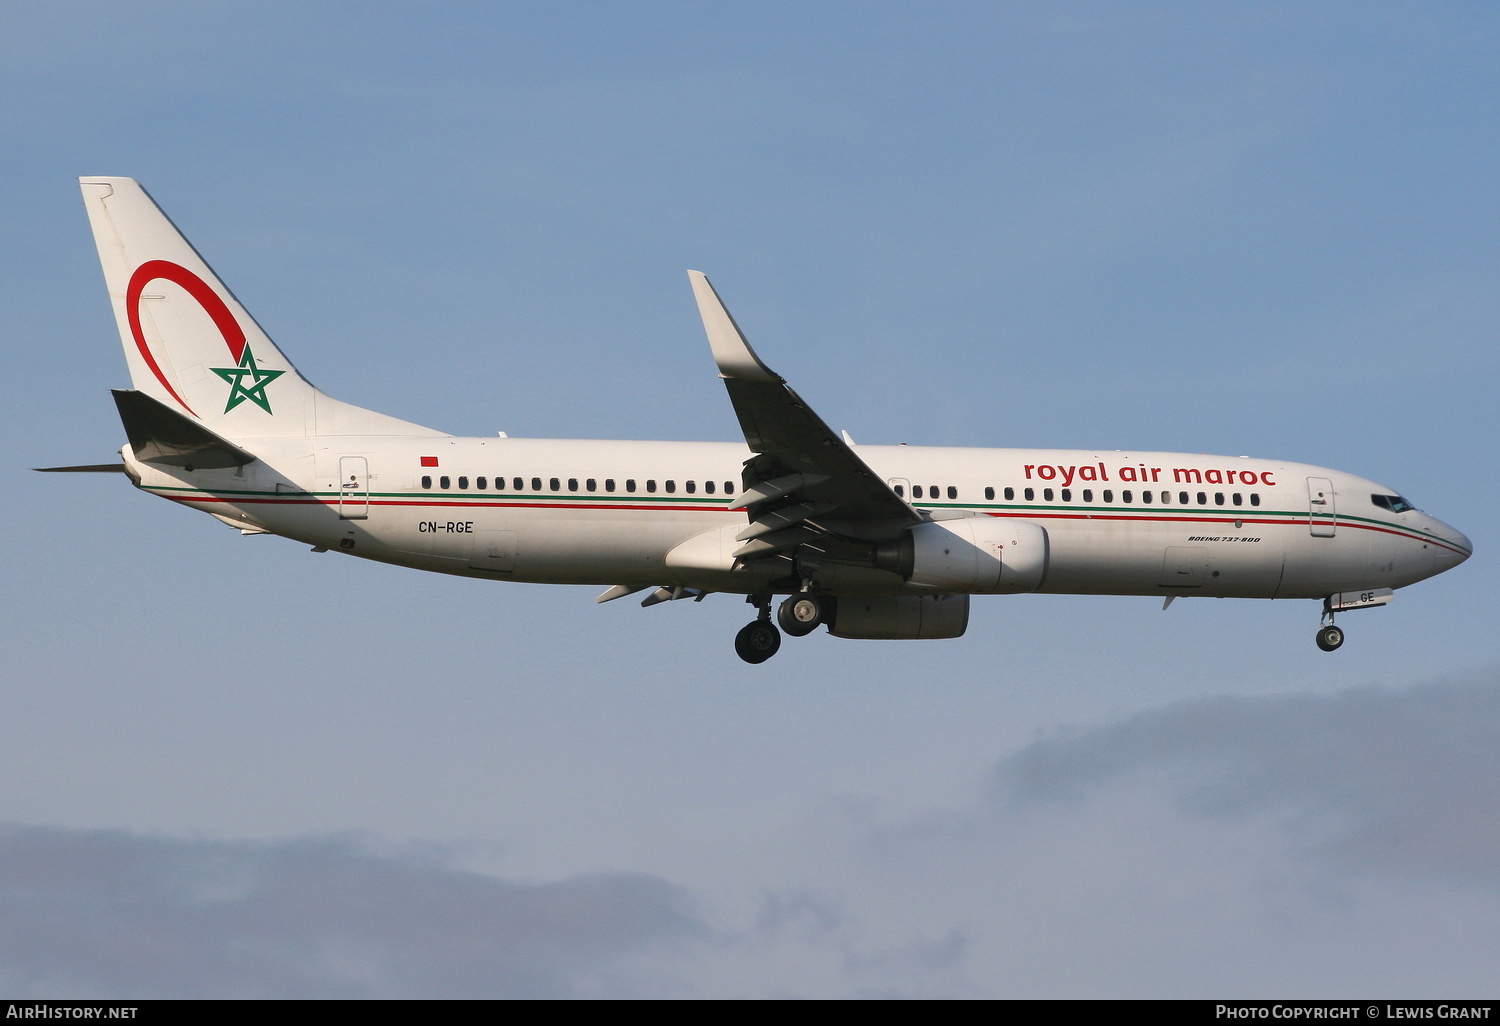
(44, 178), (1472, 663)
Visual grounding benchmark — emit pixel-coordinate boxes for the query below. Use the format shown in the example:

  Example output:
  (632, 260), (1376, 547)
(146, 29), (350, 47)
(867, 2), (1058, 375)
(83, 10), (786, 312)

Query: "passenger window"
(1122, 490), (1132, 503)
(458, 476), (469, 490)
(1179, 491), (1189, 504)
(984, 487), (995, 500)
(665, 480), (675, 493)
(1197, 492), (1207, 505)
(1232, 493), (1242, 506)
(725, 482), (734, 495)
(1024, 488), (1035, 501)
(440, 476), (451, 489)
(1044, 488), (1054, 501)
(1103, 489), (1113, 502)
(421, 476), (432, 489)
(1250, 493), (1260, 506)
(1142, 491), (1152, 504)
(894, 484), (905, 497)
(531, 477), (542, 491)
(568, 478), (578, 492)
(1061, 488), (1072, 502)
(947, 486), (957, 500)
(1004, 487), (1015, 501)
(550, 478), (560, 492)
(477, 477), (487, 490)
(705, 481), (715, 494)
(1082, 489), (1092, 502)
(626, 479), (636, 493)
(1161, 491), (1170, 504)
(586, 479), (596, 492)
(647, 480), (657, 493)
(1214, 492), (1224, 506)
(605, 479), (615, 492)
(685, 480), (696, 493)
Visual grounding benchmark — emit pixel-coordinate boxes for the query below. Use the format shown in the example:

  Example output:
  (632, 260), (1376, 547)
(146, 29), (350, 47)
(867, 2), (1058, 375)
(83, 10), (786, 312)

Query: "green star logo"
(211, 345), (285, 414)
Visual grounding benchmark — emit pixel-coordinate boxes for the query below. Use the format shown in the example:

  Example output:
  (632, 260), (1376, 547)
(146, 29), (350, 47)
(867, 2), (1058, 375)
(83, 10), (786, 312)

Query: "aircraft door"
(1308, 477), (1336, 537)
(338, 456), (369, 519)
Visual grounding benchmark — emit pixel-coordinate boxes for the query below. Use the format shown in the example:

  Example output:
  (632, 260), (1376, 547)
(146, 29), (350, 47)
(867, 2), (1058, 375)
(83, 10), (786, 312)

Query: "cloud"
(993, 675), (1500, 885)
(0, 829), (699, 998)
(678, 671), (1500, 997)
(4, 672), (1499, 997)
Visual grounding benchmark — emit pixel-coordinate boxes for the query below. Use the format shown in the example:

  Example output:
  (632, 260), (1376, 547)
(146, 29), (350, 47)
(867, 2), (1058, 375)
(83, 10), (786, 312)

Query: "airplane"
(43, 177), (1472, 664)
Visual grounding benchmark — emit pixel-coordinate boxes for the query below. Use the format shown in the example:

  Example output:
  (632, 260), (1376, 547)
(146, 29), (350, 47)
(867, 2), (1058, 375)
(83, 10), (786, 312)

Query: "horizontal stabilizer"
(33, 463), (125, 473)
(112, 389), (256, 469)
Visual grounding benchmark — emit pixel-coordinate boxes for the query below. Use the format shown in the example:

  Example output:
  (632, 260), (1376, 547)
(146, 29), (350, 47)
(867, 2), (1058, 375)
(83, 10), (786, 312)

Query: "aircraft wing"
(688, 271), (920, 559)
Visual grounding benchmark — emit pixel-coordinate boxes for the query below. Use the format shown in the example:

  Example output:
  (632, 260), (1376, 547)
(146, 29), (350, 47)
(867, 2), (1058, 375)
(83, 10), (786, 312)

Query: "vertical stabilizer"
(79, 178), (444, 439)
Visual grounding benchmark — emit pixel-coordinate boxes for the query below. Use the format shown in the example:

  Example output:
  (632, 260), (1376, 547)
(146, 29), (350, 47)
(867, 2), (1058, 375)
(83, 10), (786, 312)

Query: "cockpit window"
(1372, 493), (1416, 514)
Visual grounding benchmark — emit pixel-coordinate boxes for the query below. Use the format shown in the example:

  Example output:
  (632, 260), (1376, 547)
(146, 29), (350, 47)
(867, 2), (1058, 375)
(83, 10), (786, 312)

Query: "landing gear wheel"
(1315, 624), (1345, 652)
(777, 594), (824, 637)
(735, 620), (782, 663)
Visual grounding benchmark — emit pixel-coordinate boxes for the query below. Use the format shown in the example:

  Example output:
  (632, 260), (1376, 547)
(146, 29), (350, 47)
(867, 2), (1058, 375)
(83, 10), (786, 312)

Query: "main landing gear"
(735, 595), (781, 664)
(734, 619), (781, 664)
(735, 591), (830, 663)
(1316, 597), (1345, 652)
(777, 592), (825, 637)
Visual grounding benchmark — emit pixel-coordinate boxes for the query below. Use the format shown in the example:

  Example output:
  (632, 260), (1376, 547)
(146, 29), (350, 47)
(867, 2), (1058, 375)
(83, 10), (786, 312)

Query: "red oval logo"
(126, 260), (247, 416)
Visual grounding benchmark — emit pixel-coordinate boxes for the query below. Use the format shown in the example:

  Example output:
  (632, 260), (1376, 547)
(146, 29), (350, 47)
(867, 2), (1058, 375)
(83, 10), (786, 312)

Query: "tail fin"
(79, 178), (444, 439)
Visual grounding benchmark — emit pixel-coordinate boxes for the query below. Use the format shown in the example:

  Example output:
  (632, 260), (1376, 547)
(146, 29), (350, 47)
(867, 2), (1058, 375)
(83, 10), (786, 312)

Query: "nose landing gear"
(1316, 597), (1345, 652)
(1315, 624), (1345, 652)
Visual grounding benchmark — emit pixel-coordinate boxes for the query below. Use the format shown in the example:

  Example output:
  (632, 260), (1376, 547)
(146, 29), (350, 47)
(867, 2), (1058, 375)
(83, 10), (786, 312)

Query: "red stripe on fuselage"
(153, 493), (1468, 557)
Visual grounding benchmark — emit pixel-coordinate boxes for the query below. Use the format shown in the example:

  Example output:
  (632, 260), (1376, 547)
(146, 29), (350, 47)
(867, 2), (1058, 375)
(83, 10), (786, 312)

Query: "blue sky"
(2, 1), (1498, 997)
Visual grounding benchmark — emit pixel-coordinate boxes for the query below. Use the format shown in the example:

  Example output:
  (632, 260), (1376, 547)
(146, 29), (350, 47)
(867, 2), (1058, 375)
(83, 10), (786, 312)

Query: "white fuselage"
(122, 435), (1472, 601)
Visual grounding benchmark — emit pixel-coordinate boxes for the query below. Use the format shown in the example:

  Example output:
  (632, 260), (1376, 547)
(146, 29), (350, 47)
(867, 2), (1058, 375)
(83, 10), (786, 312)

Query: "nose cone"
(1430, 518), (1472, 570)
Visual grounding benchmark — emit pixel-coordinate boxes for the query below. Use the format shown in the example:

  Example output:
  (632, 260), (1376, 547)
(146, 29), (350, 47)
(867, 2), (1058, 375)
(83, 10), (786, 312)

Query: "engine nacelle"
(827, 593), (970, 640)
(882, 517), (1049, 594)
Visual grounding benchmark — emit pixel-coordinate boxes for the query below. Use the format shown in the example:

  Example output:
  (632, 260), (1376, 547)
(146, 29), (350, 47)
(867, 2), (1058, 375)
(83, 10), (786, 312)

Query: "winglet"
(687, 271), (781, 383)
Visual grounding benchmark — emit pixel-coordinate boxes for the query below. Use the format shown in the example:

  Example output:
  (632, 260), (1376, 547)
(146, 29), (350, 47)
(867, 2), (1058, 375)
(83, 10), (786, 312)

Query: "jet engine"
(873, 517), (1049, 594)
(827, 593), (970, 640)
